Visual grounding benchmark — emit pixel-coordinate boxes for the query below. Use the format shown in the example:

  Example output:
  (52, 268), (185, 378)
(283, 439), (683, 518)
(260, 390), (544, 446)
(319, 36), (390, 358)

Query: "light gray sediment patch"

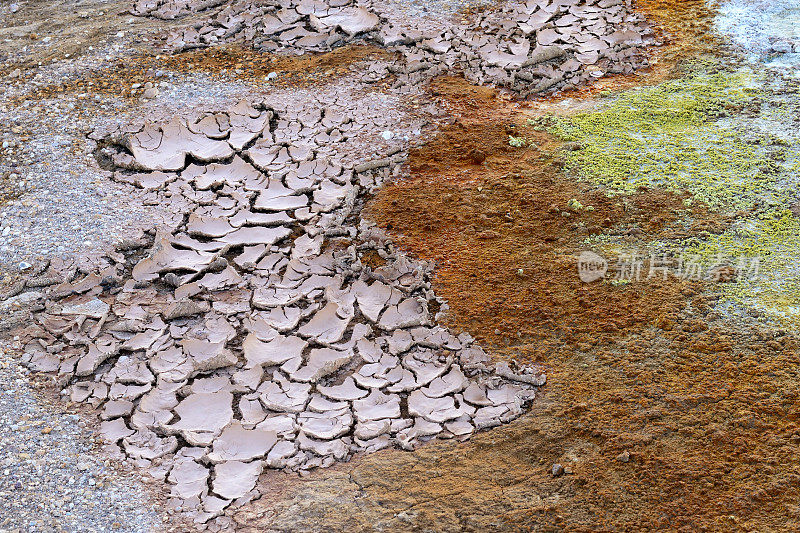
(716, 0), (800, 70)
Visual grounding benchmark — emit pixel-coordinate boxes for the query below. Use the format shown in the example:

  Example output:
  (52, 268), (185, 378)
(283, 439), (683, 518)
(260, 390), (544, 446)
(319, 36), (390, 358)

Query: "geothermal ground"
(1, 0), (800, 531)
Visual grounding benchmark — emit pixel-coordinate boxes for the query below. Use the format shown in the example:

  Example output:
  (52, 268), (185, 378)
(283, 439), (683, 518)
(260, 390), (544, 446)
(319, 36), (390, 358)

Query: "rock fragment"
(213, 460), (262, 500)
(208, 422), (277, 463)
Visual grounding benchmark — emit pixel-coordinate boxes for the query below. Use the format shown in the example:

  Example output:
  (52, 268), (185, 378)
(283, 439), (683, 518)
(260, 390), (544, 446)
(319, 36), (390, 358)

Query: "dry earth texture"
(2, 0), (800, 532)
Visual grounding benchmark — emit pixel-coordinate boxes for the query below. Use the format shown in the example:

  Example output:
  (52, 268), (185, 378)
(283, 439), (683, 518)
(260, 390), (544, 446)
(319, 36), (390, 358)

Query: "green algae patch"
(550, 69), (791, 212)
(688, 210), (800, 326)
(547, 66), (800, 329)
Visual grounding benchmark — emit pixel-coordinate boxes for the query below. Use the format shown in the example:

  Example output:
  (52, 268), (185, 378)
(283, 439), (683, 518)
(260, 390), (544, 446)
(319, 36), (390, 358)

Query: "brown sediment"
(154, 43), (393, 84)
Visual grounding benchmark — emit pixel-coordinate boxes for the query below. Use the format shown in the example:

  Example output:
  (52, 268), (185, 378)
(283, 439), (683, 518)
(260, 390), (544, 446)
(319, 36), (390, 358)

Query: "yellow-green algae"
(550, 69), (791, 212)
(688, 210), (800, 325)
(551, 65), (800, 328)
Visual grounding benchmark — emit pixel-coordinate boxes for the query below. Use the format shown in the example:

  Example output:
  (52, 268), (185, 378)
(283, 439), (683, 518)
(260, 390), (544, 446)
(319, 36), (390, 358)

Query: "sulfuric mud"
(9, 0), (800, 530)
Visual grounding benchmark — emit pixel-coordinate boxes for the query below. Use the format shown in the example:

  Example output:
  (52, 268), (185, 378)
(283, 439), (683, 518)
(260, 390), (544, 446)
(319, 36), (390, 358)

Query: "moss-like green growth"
(508, 135), (527, 147)
(551, 66), (800, 329)
(550, 70), (790, 212)
(688, 210), (800, 326)
(567, 198), (594, 212)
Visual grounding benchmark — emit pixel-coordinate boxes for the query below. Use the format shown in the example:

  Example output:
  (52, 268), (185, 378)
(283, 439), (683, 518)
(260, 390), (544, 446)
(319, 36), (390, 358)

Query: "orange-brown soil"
(153, 43), (392, 85)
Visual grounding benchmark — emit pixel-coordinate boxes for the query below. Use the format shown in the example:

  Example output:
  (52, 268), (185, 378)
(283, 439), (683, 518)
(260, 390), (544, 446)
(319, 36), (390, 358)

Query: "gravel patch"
(0, 342), (166, 533)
